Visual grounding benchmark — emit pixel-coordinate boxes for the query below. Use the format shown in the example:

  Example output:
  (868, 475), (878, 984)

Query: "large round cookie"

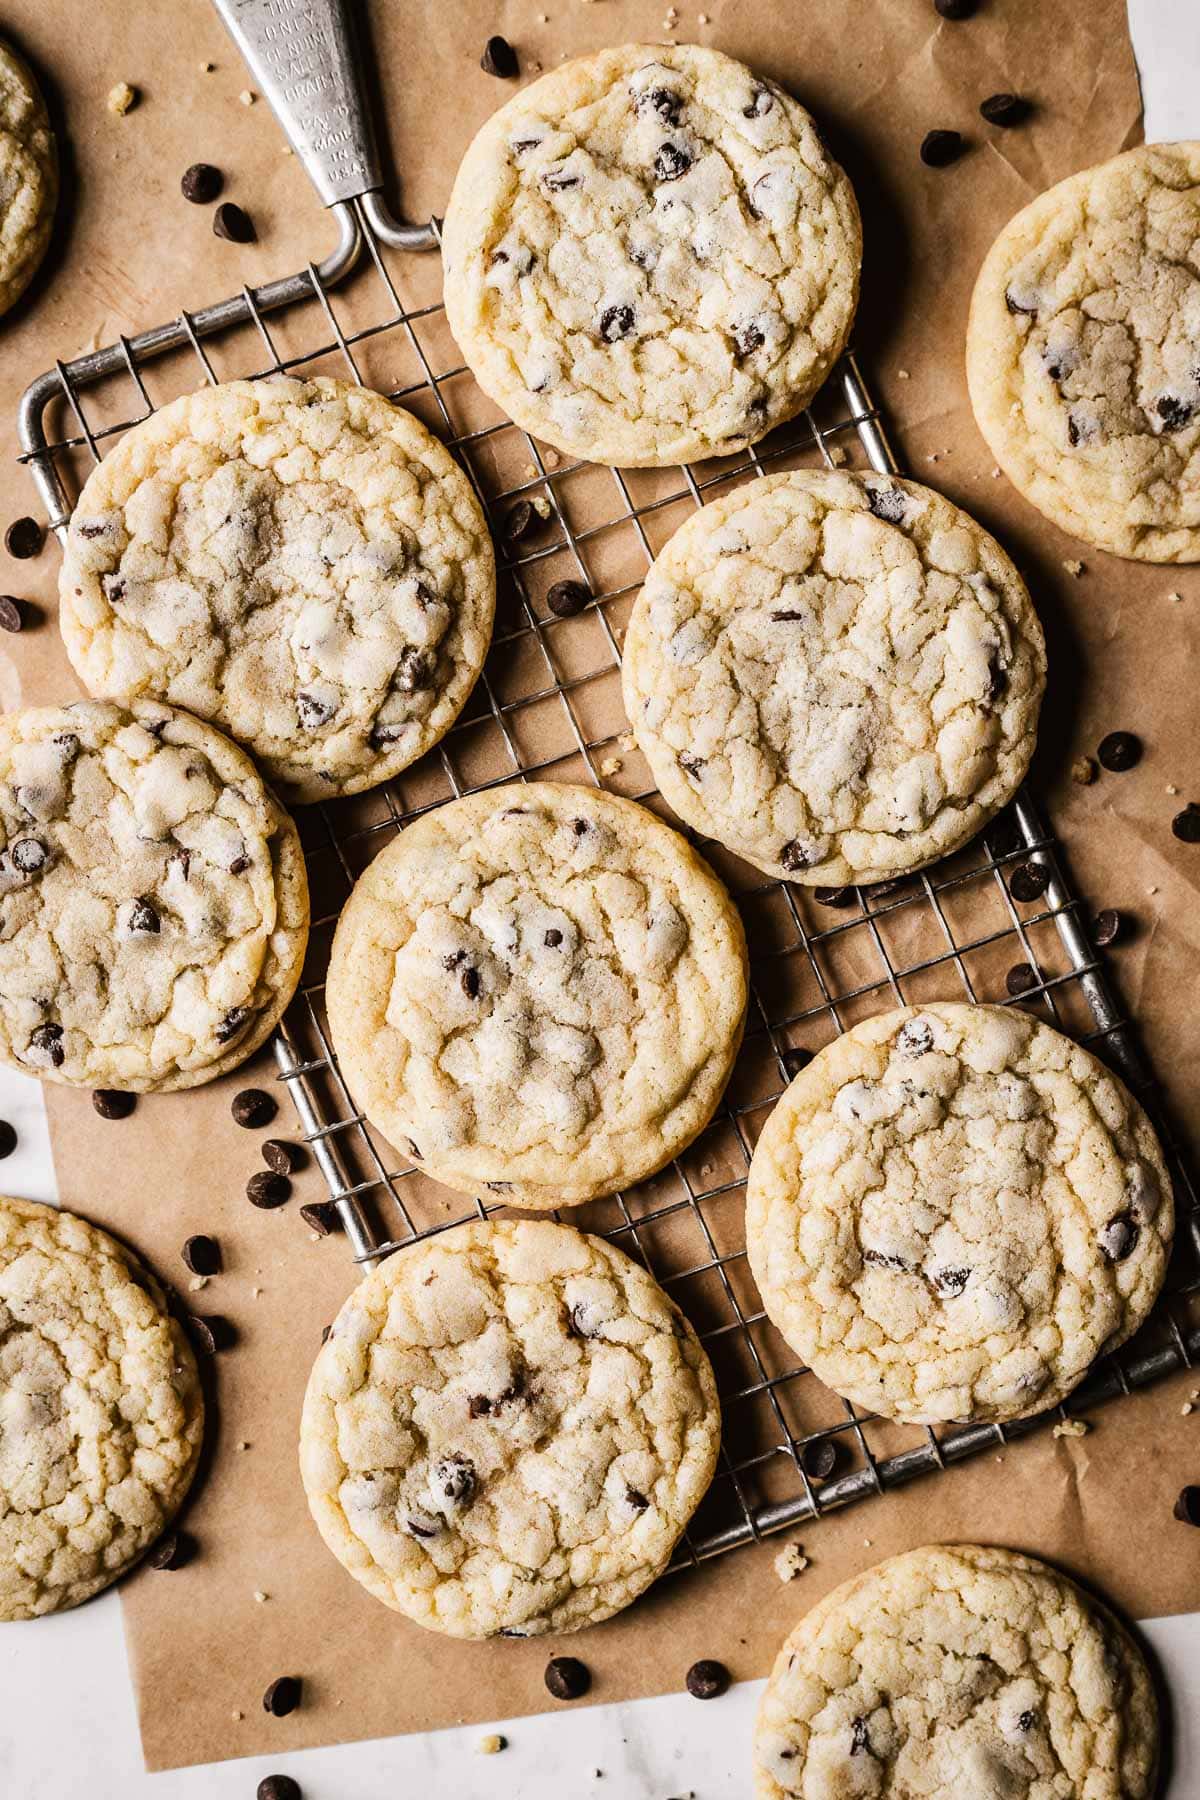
(59, 376), (496, 804)
(0, 41), (57, 317)
(327, 782), (748, 1208)
(746, 1003), (1172, 1425)
(623, 471), (1046, 885)
(754, 1544), (1159, 1799)
(0, 1196), (204, 1620)
(967, 142), (1200, 561)
(0, 699), (308, 1091)
(300, 1217), (720, 1638)
(442, 44), (861, 468)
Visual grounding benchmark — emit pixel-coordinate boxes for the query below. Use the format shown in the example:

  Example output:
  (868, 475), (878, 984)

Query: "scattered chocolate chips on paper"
(685, 1659), (730, 1700)
(0, 595), (26, 632)
(800, 1438), (840, 1481)
(544, 1656), (590, 1700)
(1098, 730), (1142, 772)
(181, 162), (223, 203)
(782, 1046), (814, 1078)
(247, 1170), (291, 1209)
(1006, 962), (1040, 996)
(262, 1676), (303, 1717)
(1092, 908), (1126, 946)
(1009, 861), (1050, 903)
(213, 201), (256, 243)
(814, 886), (856, 908)
(481, 34), (518, 78)
(182, 1234), (222, 1276)
(232, 1088), (277, 1129)
(93, 1088), (136, 1119)
(934, 0), (977, 15)
(546, 578), (591, 618)
(0, 1120), (16, 1159)
(146, 1529), (196, 1571)
(1172, 804), (1200, 843)
(980, 93), (1032, 127)
(186, 1313), (234, 1356)
(262, 1138), (300, 1175)
(258, 1778), (302, 1800)
(1174, 1486), (1200, 1526)
(4, 516), (44, 559)
(502, 499), (537, 546)
(920, 129), (965, 167)
(300, 1201), (339, 1236)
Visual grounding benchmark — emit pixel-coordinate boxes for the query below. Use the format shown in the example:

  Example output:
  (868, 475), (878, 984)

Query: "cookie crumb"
(477, 1733), (507, 1755)
(773, 1541), (810, 1582)
(1167, 784), (1180, 795)
(1062, 559), (1085, 577)
(599, 755), (623, 778)
(1182, 1402), (1194, 1416)
(1052, 1417), (1089, 1439)
(239, 89), (257, 106)
(991, 466), (1001, 478)
(238, 1440), (251, 1451)
(231, 1710), (243, 1722)
(897, 368), (911, 380)
(200, 62), (215, 73)
(826, 444), (847, 467)
(254, 1589), (269, 1603)
(187, 1275), (208, 1292)
(531, 494), (553, 520)
(1071, 755), (1098, 786)
(107, 82), (138, 116)
(1167, 591), (1183, 603)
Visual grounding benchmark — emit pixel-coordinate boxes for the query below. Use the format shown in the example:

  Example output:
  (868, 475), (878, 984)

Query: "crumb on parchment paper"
(1052, 1418), (1090, 1439)
(106, 82), (138, 116)
(477, 1732), (507, 1754)
(774, 1541), (810, 1582)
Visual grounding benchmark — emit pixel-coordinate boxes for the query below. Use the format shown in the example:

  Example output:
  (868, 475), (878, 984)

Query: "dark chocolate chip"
(257, 1778), (302, 1800)
(213, 201), (255, 244)
(146, 1529), (196, 1570)
(980, 92), (1032, 127)
(1016, 1710), (1038, 1732)
(1006, 962), (1039, 996)
(262, 1676), (303, 1718)
(850, 1716), (871, 1755)
(685, 1660), (729, 1700)
(320, 1323), (332, 1344)
(1098, 731), (1142, 772)
(407, 1137), (423, 1160)
(396, 645), (435, 692)
(181, 162), (223, 204)
(127, 896), (160, 934)
(987, 652), (1009, 702)
(215, 1006), (252, 1044)
(678, 751), (705, 779)
(481, 34), (518, 78)
(638, 86), (684, 126)
(545, 1657), (591, 1700)
(468, 1394), (492, 1418)
(1066, 412), (1083, 447)
(780, 840), (818, 874)
(546, 578), (591, 618)
(733, 321), (765, 360)
(772, 609), (806, 622)
(229, 853), (250, 875)
(232, 1088), (277, 1129)
(815, 886), (856, 908)
(434, 1454), (477, 1506)
(1009, 861), (1050, 903)
(4, 517), (44, 559)
(11, 837), (47, 872)
(1173, 1486), (1200, 1526)
(296, 690), (335, 729)
(1172, 804), (1200, 843)
(542, 166), (580, 192)
(920, 129), (965, 167)
(461, 965), (482, 999)
(263, 1138), (300, 1176)
(625, 1486), (649, 1511)
(1155, 393), (1194, 431)
(29, 1023), (64, 1066)
(502, 499), (538, 546)
(300, 1201), (339, 1235)
(1099, 1211), (1139, 1262)
(934, 0), (977, 15)
(897, 1019), (934, 1058)
(186, 1313), (234, 1355)
(0, 1120), (16, 1159)
(1093, 908), (1126, 946)
(0, 595), (25, 632)
(743, 86), (774, 118)
(866, 485), (907, 524)
(93, 1088), (136, 1120)
(864, 1248), (912, 1272)
(599, 303), (635, 343)
(782, 1046), (814, 1077)
(406, 1514), (439, 1539)
(247, 1171), (291, 1210)
(182, 1234), (222, 1276)
(933, 1266), (970, 1296)
(654, 142), (692, 182)
(543, 927), (564, 947)
(800, 1438), (840, 1481)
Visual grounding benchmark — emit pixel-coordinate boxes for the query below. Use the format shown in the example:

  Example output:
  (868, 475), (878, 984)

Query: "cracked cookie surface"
(326, 781), (748, 1208)
(623, 471), (1045, 885)
(59, 376), (496, 803)
(746, 1004), (1171, 1425)
(754, 1543), (1158, 1800)
(442, 43), (861, 468)
(0, 41), (56, 317)
(0, 699), (308, 1091)
(300, 1216), (720, 1637)
(0, 1195), (204, 1620)
(967, 142), (1200, 560)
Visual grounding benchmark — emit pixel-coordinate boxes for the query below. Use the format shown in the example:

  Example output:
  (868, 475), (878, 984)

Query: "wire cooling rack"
(19, 196), (1200, 1569)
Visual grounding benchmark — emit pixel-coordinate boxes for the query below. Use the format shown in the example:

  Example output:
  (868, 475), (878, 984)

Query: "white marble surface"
(1, 5), (1198, 1793)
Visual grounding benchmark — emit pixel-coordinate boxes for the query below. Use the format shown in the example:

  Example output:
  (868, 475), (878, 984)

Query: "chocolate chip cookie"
(754, 1544), (1158, 1799)
(300, 1216), (720, 1637)
(967, 142), (1200, 560)
(623, 471), (1046, 885)
(0, 699), (308, 1091)
(746, 1004), (1172, 1424)
(59, 376), (496, 803)
(326, 782), (748, 1207)
(442, 43), (861, 468)
(0, 41), (56, 317)
(0, 1195), (204, 1619)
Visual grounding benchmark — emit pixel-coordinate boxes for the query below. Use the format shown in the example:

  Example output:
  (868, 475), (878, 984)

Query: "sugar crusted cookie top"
(0, 699), (308, 1091)
(0, 41), (57, 317)
(0, 1196), (203, 1621)
(967, 142), (1200, 561)
(300, 1217), (720, 1637)
(623, 471), (1046, 885)
(746, 1004), (1171, 1425)
(59, 376), (495, 803)
(327, 782), (748, 1208)
(442, 43), (861, 467)
(754, 1544), (1158, 1800)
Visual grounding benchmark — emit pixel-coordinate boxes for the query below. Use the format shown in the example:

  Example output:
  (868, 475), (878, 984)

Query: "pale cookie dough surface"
(754, 1544), (1158, 1800)
(0, 699), (308, 1091)
(746, 1004), (1172, 1425)
(327, 782), (748, 1208)
(0, 1196), (204, 1621)
(623, 471), (1046, 885)
(0, 41), (56, 317)
(967, 142), (1200, 561)
(300, 1217), (720, 1638)
(442, 43), (861, 468)
(59, 376), (496, 803)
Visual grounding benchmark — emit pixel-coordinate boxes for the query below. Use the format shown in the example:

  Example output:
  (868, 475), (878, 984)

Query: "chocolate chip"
(814, 886), (856, 908)
(320, 1323), (332, 1344)
(599, 303), (635, 343)
(93, 1088), (136, 1120)
(850, 1716), (871, 1755)
(920, 129), (965, 167)
(654, 142), (692, 182)
(1093, 908), (1126, 947)
(247, 1171), (291, 1209)
(545, 1657), (591, 1700)
(258, 1778), (302, 1800)
(546, 578), (591, 617)
(733, 321), (765, 360)
(0, 1120), (16, 1159)
(407, 1137), (423, 1160)
(638, 86), (685, 126)
(934, 0), (976, 14)
(864, 1248), (912, 1273)
(542, 166), (581, 192)
(1171, 804), (1200, 843)
(460, 965), (481, 999)
(866, 485), (908, 524)
(297, 690), (335, 729)
(0, 595), (25, 632)
(468, 1394), (492, 1418)
(10, 837), (46, 872)
(1173, 1486), (1200, 1526)
(772, 609), (806, 622)
(182, 1234), (222, 1276)
(396, 645), (435, 692)
(262, 1676), (302, 1717)
(406, 1514), (439, 1539)
(800, 1438), (840, 1481)
(987, 652), (1009, 702)
(29, 1023), (64, 1066)
(215, 1006), (252, 1044)
(1016, 1710), (1038, 1732)
(625, 1486), (649, 1511)
(1155, 393), (1194, 431)
(213, 201), (255, 243)
(300, 1201), (339, 1235)
(1066, 412), (1083, 447)
(481, 34), (518, 78)
(980, 93), (1032, 127)
(897, 1019), (934, 1058)
(4, 517), (43, 559)
(685, 1660), (729, 1700)
(782, 1046), (814, 1077)
(743, 86), (774, 118)
(263, 1138), (300, 1175)
(543, 927), (563, 947)
(933, 1266), (970, 1296)
(678, 751), (705, 780)
(780, 840), (818, 873)
(1006, 961), (1039, 996)
(232, 1088), (277, 1129)
(1099, 1211), (1139, 1262)
(1009, 861), (1050, 903)
(186, 1313), (234, 1355)
(1098, 731), (1142, 772)
(127, 896), (160, 934)
(434, 1454), (477, 1506)
(146, 1529), (196, 1570)
(181, 162), (223, 203)
(502, 500), (537, 546)
(229, 853), (250, 875)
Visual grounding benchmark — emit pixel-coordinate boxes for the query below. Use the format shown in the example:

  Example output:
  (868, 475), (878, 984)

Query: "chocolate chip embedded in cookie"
(746, 1002), (1172, 1425)
(299, 1217), (720, 1637)
(442, 43), (861, 468)
(0, 42), (57, 318)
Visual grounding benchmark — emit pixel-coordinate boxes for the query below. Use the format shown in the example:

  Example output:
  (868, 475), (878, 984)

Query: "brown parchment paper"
(2, 0), (1200, 1774)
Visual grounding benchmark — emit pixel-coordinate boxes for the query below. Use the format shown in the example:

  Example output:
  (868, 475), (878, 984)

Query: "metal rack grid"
(18, 192), (1200, 1571)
